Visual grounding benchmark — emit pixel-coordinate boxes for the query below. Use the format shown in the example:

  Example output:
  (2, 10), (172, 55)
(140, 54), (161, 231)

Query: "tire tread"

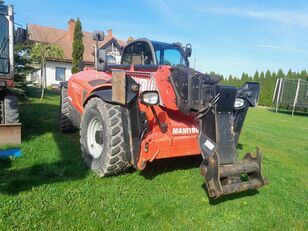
(80, 97), (131, 177)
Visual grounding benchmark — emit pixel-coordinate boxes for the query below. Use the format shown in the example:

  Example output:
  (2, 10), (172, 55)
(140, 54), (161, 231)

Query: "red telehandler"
(60, 31), (267, 198)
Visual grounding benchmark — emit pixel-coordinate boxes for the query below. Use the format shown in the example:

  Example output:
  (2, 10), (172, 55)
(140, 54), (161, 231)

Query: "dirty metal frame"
(196, 83), (267, 197)
(169, 66), (267, 197)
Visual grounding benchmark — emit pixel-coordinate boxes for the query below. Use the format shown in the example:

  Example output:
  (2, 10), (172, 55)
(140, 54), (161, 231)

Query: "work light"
(234, 97), (245, 109)
(140, 91), (159, 105)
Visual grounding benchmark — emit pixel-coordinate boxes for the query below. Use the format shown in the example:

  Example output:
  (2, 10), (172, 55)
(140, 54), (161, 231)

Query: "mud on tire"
(80, 97), (131, 176)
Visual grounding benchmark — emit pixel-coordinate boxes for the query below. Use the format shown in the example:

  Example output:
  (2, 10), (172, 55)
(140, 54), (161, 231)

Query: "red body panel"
(0, 79), (14, 88)
(68, 65), (201, 169)
(68, 69), (112, 113)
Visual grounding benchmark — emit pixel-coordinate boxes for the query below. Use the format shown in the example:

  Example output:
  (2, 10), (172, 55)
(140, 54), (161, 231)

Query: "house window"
(55, 67), (65, 81)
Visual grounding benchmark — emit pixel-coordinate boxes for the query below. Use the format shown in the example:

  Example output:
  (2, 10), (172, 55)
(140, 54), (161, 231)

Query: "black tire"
(4, 95), (19, 124)
(80, 97), (131, 177)
(60, 86), (75, 132)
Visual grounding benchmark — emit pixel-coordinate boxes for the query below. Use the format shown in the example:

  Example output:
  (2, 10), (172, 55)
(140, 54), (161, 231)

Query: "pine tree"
(253, 71), (259, 82)
(260, 71), (265, 83)
(286, 69), (296, 79)
(72, 18), (84, 74)
(263, 70), (272, 106)
(277, 69), (285, 79)
(300, 70), (307, 80)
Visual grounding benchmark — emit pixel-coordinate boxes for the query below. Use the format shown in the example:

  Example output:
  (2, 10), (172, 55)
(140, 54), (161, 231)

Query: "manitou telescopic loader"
(60, 31), (267, 198)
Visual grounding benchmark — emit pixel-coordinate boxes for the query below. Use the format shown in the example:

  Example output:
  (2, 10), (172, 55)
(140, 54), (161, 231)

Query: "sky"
(8, 0), (308, 77)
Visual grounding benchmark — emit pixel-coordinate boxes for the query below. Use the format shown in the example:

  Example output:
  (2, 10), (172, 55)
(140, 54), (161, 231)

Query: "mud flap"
(198, 83), (267, 198)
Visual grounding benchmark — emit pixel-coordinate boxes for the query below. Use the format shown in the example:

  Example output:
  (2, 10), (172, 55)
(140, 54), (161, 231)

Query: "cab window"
(121, 42), (154, 65)
(0, 15), (9, 74)
(153, 42), (188, 67)
(162, 49), (184, 66)
(121, 44), (133, 65)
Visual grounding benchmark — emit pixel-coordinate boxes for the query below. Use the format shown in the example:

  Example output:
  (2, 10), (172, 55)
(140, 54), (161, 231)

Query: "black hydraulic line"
(150, 106), (166, 133)
(195, 93), (220, 121)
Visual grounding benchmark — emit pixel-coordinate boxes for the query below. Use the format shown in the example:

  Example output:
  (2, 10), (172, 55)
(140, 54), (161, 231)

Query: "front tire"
(80, 97), (131, 176)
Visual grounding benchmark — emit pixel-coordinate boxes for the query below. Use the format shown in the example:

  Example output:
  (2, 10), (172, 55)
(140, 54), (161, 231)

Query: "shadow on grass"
(0, 93), (88, 195)
(140, 155), (202, 180)
(237, 143), (243, 150)
(201, 183), (259, 205)
(0, 158), (12, 169)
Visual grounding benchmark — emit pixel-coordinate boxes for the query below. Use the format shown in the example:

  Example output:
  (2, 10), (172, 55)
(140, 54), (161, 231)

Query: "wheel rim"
(87, 117), (104, 158)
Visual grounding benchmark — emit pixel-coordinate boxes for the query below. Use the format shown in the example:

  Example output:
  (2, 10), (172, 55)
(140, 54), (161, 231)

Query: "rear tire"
(80, 97), (131, 176)
(4, 96), (19, 124)
(60, 86), (75, 132)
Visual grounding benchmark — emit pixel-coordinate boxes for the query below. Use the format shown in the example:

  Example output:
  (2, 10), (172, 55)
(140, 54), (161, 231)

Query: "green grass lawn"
(0, 90), (307, 230)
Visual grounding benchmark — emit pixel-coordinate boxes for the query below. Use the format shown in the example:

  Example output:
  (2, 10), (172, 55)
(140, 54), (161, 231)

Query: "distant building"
(27, 19), (126, 87)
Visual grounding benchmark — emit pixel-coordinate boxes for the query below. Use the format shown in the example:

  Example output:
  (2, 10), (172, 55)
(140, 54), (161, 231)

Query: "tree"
(30, 43), (64, 100)
(72, 18), (84, 74)
(300, 70), (307, 80)
(253, 70), (259, 82)
(287, 69), (296, 79)
(12, 42), (34, 98)
(277, 69), (285, 79)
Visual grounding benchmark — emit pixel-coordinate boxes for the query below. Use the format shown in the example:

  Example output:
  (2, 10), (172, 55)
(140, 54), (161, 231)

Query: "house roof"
(27, 20), (126, 64)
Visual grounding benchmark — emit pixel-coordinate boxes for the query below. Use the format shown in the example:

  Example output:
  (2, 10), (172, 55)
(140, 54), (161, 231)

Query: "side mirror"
(15, 28), (27, 44)
(184, 43), (192, 57)
(92, 31), (105, 41)
(97, 49), (107, 72)
(92, 30), (106, 71)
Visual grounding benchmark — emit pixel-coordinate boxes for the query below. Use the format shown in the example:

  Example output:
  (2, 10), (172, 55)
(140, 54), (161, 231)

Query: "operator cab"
(121, 39), (190, 67)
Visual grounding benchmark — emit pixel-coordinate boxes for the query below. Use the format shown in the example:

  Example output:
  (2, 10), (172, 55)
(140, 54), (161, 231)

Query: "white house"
(27, 19), (126, 87)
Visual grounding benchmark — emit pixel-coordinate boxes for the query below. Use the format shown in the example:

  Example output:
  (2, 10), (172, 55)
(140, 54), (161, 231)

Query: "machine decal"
(204, 140), (215, 150)
(131, 76), (157, 92)
(172, 127), (199, 135)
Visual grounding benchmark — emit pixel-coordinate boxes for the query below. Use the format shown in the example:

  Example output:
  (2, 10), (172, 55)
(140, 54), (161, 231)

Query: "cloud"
(144, 0), (190, 30)
(202, 7), (308, 27)
(256, 44), (301, 52)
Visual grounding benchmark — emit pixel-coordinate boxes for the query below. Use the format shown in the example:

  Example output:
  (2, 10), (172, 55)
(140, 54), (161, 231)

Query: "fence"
(273, 78), (308, 115)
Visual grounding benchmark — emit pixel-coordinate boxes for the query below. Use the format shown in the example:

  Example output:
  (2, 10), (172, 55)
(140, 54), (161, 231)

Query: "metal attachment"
(200, 149), (268, 198)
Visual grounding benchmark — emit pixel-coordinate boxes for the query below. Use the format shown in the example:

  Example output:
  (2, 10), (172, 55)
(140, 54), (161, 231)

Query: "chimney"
(68, 19), (76, 41)
(107, 29), (112, 37)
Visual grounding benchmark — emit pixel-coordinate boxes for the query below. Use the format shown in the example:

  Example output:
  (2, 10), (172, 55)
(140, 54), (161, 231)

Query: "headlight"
(234, 98), (245, 109)
(140, 91), (159, 105)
